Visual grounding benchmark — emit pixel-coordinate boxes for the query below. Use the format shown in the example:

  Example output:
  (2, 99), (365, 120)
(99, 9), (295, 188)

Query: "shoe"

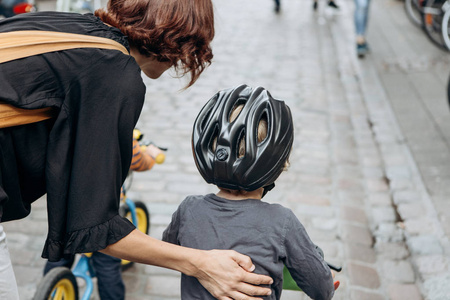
(328, 1), (339, 9)
(275, 4), (280, 13)
(313, 1), (318, 10)
(356, 42), (369, 58)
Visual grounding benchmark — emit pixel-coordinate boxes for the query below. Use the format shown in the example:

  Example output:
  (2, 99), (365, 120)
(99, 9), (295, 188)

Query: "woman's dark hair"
(95, 0), (214, 87)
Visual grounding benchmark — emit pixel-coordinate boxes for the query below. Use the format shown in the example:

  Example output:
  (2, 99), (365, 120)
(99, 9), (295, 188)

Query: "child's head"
(192, 84), (294, 196)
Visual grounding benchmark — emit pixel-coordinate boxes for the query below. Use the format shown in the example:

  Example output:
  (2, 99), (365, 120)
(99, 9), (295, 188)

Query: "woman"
(0, 0), (273, 298)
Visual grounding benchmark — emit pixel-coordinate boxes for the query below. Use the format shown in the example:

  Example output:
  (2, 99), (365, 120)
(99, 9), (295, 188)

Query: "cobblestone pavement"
(4, 0), (450, 299)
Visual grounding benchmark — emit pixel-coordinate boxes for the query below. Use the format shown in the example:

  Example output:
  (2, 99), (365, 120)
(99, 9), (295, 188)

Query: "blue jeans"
(44, 252), (125, 300)
(354, 0), (371, 36)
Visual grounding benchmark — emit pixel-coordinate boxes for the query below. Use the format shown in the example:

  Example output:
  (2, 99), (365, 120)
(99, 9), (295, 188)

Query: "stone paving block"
(338, 190), (365, 206)
(372, 207), (397, 224)
(374, 223), (404, 243)
(145, 275), (181, 297)
(9, 248), (35, 266)
(12, 265), (42, 286)
(389, 178), (414, 191)
(122, 272), (144, 295)
(385, 166), (411, 181)
(2, 232), (30, 248)
(337, 177), (363, 191)
(307, 227), (339, 242)
(388, 283), (423, 300)
(365, 178), (390, 192)
(280, 290), (309, 300)
(423, 274), (450, 300)
(367, 193), (392, 207)
(407, 235), (443, 255)
(403, 218), (436, 235)
(397, 202), (424, 220)
(383, 154), (408, 167)
(295, 205), (335, 218)
(340, 206), (368, 224)
(382, 260), (415, 283)
(413, 255), (448, 277)
(311, 217), (338, 231)
(297, 173), (332, 186)
(139, 191), (185, 204)
(392, 190), (421, 204)
(361, 155), (383, 168)
(345, 243), (376, 263)
(375, 241), (410, 260)
(362, 167), (385, 179)
(348, 263), (381, 289)
(297, 194), (331, 206)
(341, 224), (374, 246)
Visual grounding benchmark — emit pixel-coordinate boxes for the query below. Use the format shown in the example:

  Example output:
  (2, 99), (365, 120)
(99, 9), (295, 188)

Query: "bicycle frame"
(71, 255), (96, 300)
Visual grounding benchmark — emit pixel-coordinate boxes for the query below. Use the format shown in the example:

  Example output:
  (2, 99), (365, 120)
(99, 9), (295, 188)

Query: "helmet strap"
(262, 183), (275, 198)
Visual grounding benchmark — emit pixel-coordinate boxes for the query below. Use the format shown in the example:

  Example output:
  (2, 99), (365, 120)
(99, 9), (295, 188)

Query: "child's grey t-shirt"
(162, 193), (334, 300)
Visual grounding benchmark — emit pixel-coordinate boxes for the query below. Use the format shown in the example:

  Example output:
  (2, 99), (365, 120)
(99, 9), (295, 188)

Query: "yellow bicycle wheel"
(32, 267), (78, 300)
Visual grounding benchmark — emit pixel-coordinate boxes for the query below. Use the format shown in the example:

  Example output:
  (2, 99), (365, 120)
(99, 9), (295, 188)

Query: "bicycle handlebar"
(315, 245), (342, 272)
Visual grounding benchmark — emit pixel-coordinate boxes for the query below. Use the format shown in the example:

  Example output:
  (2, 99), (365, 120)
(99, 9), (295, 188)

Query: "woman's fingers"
(240, 271), (273, 287)
(196, 249), (273, 299)
(233, 281), (272, 298)
(230, 250), (255, 272)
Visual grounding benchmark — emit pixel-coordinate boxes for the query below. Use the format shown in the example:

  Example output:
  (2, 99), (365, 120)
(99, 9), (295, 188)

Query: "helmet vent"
(229, 99), (246, 123)
(237, 128), (246, 158)
(200, 112), (210, 130)
(210, 126), (219, 152)
(257, 112), (268, 145)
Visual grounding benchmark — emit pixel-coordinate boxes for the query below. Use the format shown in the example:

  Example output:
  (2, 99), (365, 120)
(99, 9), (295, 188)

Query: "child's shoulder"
(259, 201), (297, 220)
(180, 194), (206, 205)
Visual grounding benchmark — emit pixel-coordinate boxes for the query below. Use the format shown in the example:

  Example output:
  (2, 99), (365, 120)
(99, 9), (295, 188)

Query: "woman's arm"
(100, 229), (273, 299)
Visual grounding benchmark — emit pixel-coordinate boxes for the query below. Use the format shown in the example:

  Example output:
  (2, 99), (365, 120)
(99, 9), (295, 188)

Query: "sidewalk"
(4, 0), (450, 299)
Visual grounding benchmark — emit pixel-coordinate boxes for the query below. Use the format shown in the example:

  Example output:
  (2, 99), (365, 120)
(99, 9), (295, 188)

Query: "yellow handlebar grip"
(155, 153), (165, 164)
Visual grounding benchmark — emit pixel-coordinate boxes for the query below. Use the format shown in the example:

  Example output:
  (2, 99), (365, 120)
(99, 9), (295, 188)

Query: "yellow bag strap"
(0, 30), (129, 63)
(0, 30), (129, 129)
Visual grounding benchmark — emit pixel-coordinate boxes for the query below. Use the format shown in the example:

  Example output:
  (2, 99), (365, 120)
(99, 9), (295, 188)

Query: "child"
(163, 84), (335, 299)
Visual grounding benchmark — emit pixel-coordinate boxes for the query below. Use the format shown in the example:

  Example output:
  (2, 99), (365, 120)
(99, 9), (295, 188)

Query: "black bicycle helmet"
(192, 84), (294, 193)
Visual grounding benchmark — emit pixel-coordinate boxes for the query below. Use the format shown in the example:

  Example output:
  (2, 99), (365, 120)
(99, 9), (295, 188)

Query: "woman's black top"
(0, 12), (146, 261)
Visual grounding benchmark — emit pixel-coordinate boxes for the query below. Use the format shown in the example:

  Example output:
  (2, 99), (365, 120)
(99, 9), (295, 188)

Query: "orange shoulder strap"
(0, 30), (129, 129)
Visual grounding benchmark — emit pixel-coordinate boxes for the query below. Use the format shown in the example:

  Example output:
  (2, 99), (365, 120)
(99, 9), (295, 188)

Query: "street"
(4, 0), (450, 299)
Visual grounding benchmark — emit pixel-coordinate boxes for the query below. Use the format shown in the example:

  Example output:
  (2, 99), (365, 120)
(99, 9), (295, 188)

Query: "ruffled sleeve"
(43, 215), (135, 261)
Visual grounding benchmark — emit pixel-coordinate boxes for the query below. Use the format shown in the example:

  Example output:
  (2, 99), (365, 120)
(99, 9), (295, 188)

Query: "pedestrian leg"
(0, 224), (19, 300)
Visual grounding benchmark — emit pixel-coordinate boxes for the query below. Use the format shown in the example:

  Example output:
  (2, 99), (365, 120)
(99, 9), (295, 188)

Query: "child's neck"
(216, 188), (263, 201)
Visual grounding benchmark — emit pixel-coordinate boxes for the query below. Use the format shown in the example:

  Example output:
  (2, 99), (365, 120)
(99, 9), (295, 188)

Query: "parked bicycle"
(422, 0), (448, 49)
(404, 0), (450, 51)
(405, 0), (425, 28)
(32, 132), (166, 300)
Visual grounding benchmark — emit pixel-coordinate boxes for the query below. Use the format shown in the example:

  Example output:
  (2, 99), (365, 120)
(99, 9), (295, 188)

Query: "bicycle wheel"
(441, 3), (450, 49)
(120, 201), (150, 271)
(33, 267), (79, 300)
(422, 0), (448, 49)
(405, 0), (425, 27)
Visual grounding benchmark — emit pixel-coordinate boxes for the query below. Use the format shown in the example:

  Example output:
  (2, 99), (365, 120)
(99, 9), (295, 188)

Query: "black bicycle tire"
(405, 0), (424, 27)
(422, 0), (448, 50)
(33, 267), (79, 300)
(120, 201), (150, 271)
(442, 6), (450, 49)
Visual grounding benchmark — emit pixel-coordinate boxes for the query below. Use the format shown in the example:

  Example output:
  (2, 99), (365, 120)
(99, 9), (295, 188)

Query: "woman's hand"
(193, 249), (273, 300)
(101, 231), (273, 299)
